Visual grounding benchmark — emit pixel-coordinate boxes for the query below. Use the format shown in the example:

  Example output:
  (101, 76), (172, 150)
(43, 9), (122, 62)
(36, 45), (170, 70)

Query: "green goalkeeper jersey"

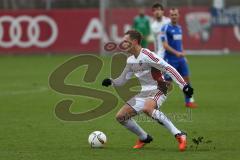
(133, 15), (151, 47)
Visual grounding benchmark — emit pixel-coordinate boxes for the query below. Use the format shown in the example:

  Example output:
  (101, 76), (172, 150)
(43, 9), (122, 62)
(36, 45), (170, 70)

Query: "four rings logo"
(0, 15), (58, 48)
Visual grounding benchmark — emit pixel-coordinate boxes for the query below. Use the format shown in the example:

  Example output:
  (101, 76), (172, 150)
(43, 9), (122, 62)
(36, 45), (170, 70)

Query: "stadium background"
(0, 0), (240, 53)
(0, 0), (240, 160)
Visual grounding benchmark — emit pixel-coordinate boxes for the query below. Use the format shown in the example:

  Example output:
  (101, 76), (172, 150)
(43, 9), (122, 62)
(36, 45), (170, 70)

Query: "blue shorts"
(164, 58), (189, 80)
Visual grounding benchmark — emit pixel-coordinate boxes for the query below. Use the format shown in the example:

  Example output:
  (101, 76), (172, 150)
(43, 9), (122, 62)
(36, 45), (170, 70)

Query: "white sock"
(152, 109), (181, 136)
(190, 97), (195, 102)
(121, 118), (148, 140)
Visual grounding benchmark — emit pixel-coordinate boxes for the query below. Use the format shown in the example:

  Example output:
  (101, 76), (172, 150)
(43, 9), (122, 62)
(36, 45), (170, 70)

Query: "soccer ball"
(88, 131), (107, 148)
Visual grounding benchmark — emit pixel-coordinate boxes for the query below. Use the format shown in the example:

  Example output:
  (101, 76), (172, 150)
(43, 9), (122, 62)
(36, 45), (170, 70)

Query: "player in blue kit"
(161, 8), (197, 108)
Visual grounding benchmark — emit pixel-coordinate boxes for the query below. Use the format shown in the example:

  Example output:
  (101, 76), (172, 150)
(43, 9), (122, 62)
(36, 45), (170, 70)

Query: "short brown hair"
(125, 30), (143, 44)
(152, 3), (164, 10)
(170, 7), (179, 12)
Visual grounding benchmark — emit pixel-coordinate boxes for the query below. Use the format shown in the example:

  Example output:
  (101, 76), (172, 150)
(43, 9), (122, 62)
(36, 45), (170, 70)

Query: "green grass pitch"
(0, 54), (240, 160)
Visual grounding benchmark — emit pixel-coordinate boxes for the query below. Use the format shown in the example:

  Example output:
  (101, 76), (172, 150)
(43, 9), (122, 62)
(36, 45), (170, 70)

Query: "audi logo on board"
(0, 15), (58, 48)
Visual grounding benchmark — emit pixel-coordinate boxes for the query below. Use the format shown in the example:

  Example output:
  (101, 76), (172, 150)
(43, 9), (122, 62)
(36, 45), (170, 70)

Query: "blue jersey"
(161, 23), (183, 60)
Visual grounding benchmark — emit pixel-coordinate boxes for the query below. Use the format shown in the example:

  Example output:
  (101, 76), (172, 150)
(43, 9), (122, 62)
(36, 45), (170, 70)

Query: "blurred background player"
(148, 3), (172, 92)
(151, 3), (170, 58)
(132, 8), (151, 47)
(161, 8), (197, 108)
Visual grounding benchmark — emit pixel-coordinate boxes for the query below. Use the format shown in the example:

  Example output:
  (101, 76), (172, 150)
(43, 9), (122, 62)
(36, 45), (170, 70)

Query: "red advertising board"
(0, 7), (239, 54)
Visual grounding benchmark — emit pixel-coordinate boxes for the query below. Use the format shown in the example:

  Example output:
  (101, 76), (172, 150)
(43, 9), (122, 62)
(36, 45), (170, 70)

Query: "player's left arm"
(142, 50), (193, 97)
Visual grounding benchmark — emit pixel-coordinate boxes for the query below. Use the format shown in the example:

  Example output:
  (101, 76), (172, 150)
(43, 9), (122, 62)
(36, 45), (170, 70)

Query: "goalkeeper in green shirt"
(133, 8), (151, 48)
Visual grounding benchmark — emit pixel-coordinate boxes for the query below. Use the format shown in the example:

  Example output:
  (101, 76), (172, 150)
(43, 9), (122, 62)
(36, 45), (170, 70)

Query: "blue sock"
(184, 83), (194, 103)
(185, 95), (195, 103)
(185, 95), (191, 103)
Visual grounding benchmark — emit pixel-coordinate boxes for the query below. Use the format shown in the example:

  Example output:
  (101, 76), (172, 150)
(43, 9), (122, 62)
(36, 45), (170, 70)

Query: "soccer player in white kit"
(151, 3), (171, 58)
(102, 30), (194, 151)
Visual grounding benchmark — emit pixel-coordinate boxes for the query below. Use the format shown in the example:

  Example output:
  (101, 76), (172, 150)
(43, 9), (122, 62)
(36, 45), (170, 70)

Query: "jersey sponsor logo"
(131, 63), (146, 73)
(173, 34), (182, 40)
(0, 15), (58, 48)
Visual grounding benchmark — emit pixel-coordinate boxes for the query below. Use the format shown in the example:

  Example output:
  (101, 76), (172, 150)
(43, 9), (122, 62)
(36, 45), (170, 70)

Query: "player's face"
(169, 9), (179, 24)
(120, 34), (135, 53)
(152, 7), (164, 18)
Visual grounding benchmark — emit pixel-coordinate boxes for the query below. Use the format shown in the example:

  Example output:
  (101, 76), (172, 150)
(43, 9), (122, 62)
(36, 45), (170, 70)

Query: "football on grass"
(88, 131), (107, 148)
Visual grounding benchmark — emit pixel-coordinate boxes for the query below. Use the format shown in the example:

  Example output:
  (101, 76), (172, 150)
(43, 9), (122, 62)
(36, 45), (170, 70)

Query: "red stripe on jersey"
(154, 91), (163, 101)
(166, 67), (185, 85)
(142, 49), (159, 62)
(143, 51), (158, 62)
(166, 67), (186, 85)
(166, 66), (186, 85)
(154, 91), (161, 99)
(146, 52), (159, 62)
(154, 92), (161, 101)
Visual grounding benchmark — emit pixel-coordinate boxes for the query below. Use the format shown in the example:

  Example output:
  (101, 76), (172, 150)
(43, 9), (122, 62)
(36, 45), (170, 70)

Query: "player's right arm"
(112, 63), (132, 86)
(102, 63), (133, 87)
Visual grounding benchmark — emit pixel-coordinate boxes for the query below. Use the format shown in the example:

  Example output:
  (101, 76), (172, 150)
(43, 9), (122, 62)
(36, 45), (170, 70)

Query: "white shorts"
(126, 89), (167, 113)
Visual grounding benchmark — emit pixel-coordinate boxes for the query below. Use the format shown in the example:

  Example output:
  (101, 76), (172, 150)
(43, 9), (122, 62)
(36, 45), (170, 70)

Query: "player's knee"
(142, 107), (152, 116)
(115, 114), (125, 124)
(143, 100), (156, 116)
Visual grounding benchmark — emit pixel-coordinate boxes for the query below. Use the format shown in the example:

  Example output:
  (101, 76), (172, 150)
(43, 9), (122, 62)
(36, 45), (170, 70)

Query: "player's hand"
(183, 84), (194, 98)
(181, 52), (186, 57)
(176, 52), (185, 57)
(102, 78), (112, 87)
(175, 52), (182, 57)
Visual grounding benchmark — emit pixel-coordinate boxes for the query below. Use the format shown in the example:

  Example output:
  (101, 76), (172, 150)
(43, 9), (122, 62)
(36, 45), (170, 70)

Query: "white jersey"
(151, 16), (171, 58)
(112, 48), (186, 92)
